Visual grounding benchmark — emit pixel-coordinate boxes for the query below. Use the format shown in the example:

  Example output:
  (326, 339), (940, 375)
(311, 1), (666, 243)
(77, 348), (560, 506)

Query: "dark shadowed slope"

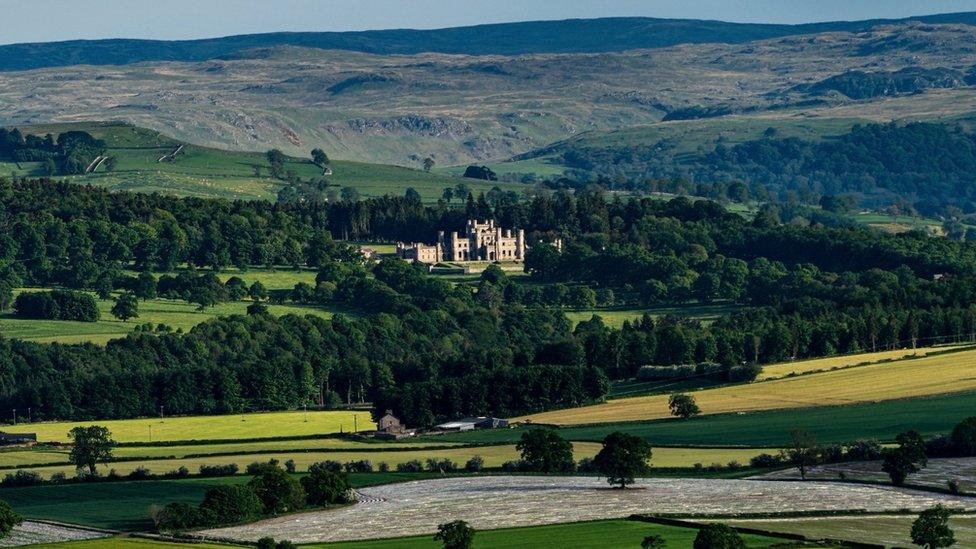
(4, 12), (976, 72)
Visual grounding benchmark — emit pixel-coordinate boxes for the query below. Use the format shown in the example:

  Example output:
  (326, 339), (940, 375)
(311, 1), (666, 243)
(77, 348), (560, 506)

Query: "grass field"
(2, 444), (772, 479)
(120, 267), (319, 291)
(310, 519), (805, 549)
(431, 391), (976, 447)
(756, 345), (970, 380)
(0, 472), (444, 531)
(563, 303), (738, 328)
(520, 347), (976, 425)
(5, 122), (516, 202)
(0, 293), (335, 345)
(0, 410), (374, 444)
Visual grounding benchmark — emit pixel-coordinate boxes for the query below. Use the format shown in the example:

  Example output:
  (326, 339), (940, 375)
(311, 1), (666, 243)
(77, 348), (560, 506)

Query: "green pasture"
(5, 121), (515, 202)
(311, 519), (818, 549)
(432, 391), (976, 447)
(0, 410), (374, 444)
(0, 293), (334, 345)
(564, 303), (739, 328)
(120, 267), (319, 291)
(31, 539), (229, 549)
(0, 472), (440, 531)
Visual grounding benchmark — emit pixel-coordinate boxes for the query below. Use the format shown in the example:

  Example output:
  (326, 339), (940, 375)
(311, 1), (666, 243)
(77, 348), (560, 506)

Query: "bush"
(302, 464), (353, 506)
(951, 416), (976, 456)
(1, 470), (43, 487)
(155, 502), (201, 531)
(501, 459), (527, 472)
(247, 459), (281, 475)
(576, 457), (596, 473)
(465, 455), (484, 472)
(378, 462), (390, 472)
(845, 440), (883, 461)
(396, 460), (423, 473)
(947, 479), (960, 494)
(925, 434), (957, 458)
(127, 466), (153, 480)
(284, 459), (296, 474)
(749, 453), (783, 468)
(199, 463), (239, 477)
(249, 466), (306, 515)
(198, 485), (263, 526)
(426, 458), (457, 473)
(343, 460), (373, 473)
(49, 472), (67, 484)
(693, 523), (745, 549)
(165, 466), (190, 479)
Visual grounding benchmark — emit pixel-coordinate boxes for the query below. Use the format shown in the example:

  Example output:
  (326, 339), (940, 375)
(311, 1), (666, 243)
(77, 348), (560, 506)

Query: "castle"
(396, 219), (526, 263)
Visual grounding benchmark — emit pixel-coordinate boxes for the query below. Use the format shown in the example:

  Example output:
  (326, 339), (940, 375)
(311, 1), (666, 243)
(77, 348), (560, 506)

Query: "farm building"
(0, 432), (36, 445)
(434, 417), (509, 432)
(374, 410), (415, 440)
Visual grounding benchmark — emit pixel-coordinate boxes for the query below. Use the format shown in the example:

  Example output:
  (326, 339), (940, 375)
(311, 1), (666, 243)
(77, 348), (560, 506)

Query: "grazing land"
(0, 122), (495, 201)
(0, 444), (770, 479)
(200, 476), (975, 543)
(0, 293), (335, 345)
(520, 347), (976, 425)
(308, 519), (808, 549)
(756, 345), (970, 380)
(0, 410), (374, 443)
(722, 515), (976, 549)
(433, 392), (976, 447)
(563, 303), (738, 328)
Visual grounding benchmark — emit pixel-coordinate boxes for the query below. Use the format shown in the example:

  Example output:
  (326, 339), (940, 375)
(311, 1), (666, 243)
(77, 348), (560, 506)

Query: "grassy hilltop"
(0, 121), (513, 201)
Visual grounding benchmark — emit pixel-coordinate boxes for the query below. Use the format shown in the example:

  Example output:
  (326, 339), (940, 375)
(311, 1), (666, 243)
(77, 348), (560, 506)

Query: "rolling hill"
(4, 19), (976, 167)
(0, 121), (510, 201)
(4, 13), (976, 72)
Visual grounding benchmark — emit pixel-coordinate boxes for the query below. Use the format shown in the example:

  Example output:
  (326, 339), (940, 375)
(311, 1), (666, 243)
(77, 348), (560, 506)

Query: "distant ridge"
(3, 12), (976, 72)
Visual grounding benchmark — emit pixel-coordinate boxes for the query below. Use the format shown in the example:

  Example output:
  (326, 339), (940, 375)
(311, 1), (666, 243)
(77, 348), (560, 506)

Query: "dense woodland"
(4, 178), (976, 425)
(557, 122), (976, 215)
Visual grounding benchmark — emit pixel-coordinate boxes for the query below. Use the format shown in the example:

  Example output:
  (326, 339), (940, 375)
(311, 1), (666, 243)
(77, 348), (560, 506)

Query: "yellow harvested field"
(11, 444), (771, 479)
(521, 347), (976, 425)
(0, 410), (375, 443)
(757, 345), (970, 380)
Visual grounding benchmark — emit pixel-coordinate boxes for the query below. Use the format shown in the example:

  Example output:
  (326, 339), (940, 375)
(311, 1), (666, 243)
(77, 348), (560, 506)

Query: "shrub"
(199, 463), (239, 477)
(343, 460), (373, 473)
(249, 466), (306, 515)
(501, 460), (527, 472)
(302, 464), (353, 506)
(1, 470), (43, 487)
(165, 466), (190, 479)
(247, 459), (281, 475)
(465, 455), (484, 472)
(127, 466), (153, 480)
(378, 462), (390, 472)
(693, 523), (745, 549)
(198, 485), (263, 526)
(576, 457), (596, 473)
(845, 439), (883, 461)
(396, 460), (423, 473)
(284, 459), (296, 474)
(0, 500), (22, 538)
(951, 416), (976, 456)
(749, 453), (782, 468)
(155, 502), (200, 531)
(426, 458), (458, 473)
(49, 472), (67, 484)
(947, 479), (960, 494)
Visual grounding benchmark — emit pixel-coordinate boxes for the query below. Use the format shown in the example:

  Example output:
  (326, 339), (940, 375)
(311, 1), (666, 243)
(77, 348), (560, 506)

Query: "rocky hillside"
(3, 21), (976, 165)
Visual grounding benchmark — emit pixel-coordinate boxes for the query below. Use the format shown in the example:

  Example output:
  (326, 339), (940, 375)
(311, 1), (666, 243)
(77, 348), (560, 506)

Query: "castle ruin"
(396, 219), (526, 264)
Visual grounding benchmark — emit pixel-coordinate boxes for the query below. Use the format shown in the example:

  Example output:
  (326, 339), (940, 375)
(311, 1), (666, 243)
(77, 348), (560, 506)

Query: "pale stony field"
(0, 521), (108, 547)
(198, 476), (976, 544)
(756, 457), (976, 492)
(721, 514), (976, 548)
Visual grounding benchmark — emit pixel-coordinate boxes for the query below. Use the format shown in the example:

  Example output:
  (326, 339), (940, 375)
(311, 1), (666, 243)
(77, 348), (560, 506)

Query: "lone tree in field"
(68, 425), (115, 475)
(423, 156), (435, 172)
(0, 499), (22, 539)
(266, 149), (286, 178)
(434, 520), (474, 549)
(693, 523), (745, 549)
(668, 392), (701, 419)
(641, 534), (666, 549)
(911, 505), (955, 548)
(593, 431), (651, 488)
(882, 430), (928, 486)
(781, 429), (819, 480)
(516, 429), (575, 473)
(311, 148), (329, 167)
(110, 292), (139, 321)
(441, 187), (454, 203)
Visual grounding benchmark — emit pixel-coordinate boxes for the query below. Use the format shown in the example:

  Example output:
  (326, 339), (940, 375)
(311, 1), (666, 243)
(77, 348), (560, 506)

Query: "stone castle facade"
(396, 219), (526, 264)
